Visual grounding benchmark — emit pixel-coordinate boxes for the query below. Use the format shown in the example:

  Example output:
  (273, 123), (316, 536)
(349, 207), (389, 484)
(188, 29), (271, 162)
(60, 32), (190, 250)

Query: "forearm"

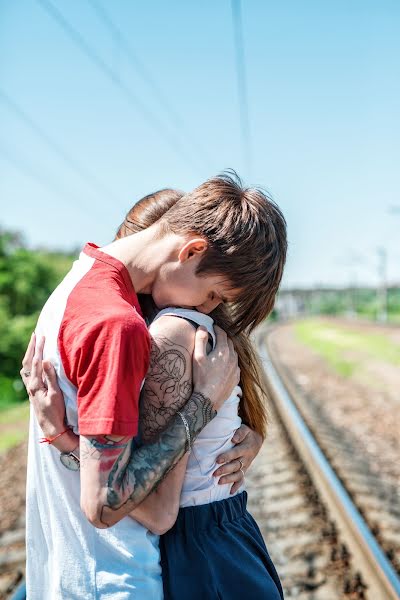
(82, 391), (215, 528)
(38, 420), (79, 454)
(129, 455), (189, 534)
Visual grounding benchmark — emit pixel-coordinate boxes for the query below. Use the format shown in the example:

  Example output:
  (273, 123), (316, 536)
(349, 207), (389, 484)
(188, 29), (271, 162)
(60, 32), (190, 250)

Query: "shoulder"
(61, 307), (150, 354)
(148, 314), (196, 354)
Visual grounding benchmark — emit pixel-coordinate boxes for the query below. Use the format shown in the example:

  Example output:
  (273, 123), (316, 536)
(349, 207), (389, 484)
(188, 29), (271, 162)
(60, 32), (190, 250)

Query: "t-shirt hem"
(79, 418), (139, 437)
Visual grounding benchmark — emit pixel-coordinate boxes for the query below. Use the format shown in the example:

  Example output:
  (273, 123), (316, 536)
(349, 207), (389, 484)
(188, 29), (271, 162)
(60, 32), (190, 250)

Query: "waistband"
(172, 491), (248, 533)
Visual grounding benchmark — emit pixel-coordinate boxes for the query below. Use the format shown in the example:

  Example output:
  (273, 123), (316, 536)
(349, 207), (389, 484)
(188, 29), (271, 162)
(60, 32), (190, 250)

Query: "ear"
(178, 237), (208, 263)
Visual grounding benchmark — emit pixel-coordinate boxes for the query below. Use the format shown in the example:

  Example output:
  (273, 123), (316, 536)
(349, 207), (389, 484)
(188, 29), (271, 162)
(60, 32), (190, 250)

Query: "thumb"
(42, 361), (59, 392)
(194, 326), (209, 361)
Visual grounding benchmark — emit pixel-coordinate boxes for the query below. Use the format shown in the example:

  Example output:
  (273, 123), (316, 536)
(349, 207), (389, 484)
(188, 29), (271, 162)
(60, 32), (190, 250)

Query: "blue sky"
(1, 0), (399, 288)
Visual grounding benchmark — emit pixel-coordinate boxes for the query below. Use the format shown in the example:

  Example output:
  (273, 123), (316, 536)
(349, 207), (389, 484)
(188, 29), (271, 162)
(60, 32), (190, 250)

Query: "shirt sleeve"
(60, 314), (150, 437)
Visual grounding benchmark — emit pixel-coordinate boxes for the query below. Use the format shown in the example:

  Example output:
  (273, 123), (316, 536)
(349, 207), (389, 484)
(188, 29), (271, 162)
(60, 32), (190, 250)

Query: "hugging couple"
(21, 171), (287, 599)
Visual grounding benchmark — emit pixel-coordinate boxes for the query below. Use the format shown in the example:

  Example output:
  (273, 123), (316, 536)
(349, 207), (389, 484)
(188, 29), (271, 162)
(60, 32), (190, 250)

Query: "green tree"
(0, 228), (73, 407)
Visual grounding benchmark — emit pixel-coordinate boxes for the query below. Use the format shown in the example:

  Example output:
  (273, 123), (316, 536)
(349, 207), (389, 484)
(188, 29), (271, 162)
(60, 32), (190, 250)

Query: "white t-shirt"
(27, 247), (244, 599)
(153, 308), (245, 508)
(26, 244), (162, 600)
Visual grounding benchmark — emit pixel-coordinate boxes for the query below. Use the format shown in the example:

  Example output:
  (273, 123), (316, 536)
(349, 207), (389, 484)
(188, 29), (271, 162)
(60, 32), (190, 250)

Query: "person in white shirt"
(22, 173), (287, 599)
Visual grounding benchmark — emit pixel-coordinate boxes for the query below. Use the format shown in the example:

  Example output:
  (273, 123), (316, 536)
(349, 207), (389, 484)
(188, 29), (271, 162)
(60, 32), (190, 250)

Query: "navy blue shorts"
(159, 491), (284, 599)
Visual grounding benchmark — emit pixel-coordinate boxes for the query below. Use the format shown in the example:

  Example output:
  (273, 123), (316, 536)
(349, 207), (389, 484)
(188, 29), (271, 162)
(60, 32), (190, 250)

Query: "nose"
(196, 297), (222, 314)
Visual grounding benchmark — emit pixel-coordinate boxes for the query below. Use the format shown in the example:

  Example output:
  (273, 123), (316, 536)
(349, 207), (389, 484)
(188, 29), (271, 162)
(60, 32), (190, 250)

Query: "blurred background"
(1, 1), (400, 598)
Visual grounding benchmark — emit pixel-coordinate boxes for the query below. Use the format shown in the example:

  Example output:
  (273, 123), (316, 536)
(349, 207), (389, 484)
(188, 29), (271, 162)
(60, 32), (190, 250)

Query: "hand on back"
(21, 333), (78, 453)
(192, 325), (240, 411)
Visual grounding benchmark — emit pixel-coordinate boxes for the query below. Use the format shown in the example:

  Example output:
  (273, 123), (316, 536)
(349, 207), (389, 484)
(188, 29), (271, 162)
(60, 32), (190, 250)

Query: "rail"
(258, 330), (400, 600)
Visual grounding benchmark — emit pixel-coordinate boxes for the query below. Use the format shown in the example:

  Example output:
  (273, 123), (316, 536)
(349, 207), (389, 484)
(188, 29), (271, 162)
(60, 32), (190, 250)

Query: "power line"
(231, 0), (252, 178)
(0, 143), (93, 217)
(0, 88), (115, 204)
(85, 0), (213, 172)
(37, 0), (204, 175)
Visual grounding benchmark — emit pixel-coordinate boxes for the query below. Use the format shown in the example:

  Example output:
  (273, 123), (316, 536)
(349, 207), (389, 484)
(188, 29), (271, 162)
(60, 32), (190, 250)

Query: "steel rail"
(258, 331), (400, 600)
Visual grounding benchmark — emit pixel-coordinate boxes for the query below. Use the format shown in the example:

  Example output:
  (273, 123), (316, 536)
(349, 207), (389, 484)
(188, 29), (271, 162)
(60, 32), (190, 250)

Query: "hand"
(213, 424), (263, 494)
(20, 333), (78, 452)
(192, 326), (240, 411)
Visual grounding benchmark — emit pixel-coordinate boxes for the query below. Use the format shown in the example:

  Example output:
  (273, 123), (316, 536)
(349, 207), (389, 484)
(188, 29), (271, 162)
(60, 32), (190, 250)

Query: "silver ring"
(240, 466), (245, 478)
(23, 370), (31, 377)
(238, 458), (244, 470)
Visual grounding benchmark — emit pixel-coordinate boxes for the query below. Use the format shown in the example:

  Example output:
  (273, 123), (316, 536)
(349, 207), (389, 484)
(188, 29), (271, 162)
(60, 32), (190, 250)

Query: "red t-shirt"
(58, 243), (150, 436)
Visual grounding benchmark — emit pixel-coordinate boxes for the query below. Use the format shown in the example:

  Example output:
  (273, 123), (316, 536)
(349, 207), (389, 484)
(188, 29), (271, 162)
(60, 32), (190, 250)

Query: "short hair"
(158, 170), (287, 333)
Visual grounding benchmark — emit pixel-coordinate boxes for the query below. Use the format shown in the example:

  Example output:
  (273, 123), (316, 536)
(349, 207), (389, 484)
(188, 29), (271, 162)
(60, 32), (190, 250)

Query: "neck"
(99, 227), (177, 293)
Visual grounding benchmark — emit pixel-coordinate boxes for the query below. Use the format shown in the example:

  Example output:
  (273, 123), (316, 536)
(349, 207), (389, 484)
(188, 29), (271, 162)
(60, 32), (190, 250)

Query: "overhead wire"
(0, 88), (115, 205)
(0, 143), (94, 217)
(86, 0), (213, 172)
(231, 0), (253, 179)
(36, 0), (205, 176)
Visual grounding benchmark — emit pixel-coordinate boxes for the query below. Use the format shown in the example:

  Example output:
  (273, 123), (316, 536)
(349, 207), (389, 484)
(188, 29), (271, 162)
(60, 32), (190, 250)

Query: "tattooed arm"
(80, 321), (239, 529)
(127, 316), (196, 533)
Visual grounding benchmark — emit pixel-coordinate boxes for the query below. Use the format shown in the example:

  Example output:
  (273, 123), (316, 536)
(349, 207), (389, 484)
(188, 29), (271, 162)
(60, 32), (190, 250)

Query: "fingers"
(31, 336), (45, 378)
(230, 480), (243, 495)
(193, 326), (209, 361)
(29, 336), (46, 395)
(21, 332), (36, 377)
(218, 468), (245, 488)
(42, 361), (60, 394)
(231, 424), (250, 445)
(213, 456), (246, 492)
(213, 325), (228, 352)
(215, 444), (242, 466)
(213, 455), (245, 477)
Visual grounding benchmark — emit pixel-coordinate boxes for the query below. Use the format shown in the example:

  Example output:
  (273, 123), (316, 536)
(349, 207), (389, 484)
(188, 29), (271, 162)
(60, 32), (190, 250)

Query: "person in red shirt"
(22, 171), (287, 599)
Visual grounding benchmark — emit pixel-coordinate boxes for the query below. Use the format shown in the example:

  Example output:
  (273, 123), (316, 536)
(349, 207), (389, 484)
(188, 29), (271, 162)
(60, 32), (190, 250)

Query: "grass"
(0, 401), (30, 453)
(293, 318), (400, 377)
(0, 401), (30, 424)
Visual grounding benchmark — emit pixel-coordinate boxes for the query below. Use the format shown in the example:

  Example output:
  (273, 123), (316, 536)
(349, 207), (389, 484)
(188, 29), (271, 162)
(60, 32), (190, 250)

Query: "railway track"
(2, 327), (400, 599)
(254, 327), (400, 599)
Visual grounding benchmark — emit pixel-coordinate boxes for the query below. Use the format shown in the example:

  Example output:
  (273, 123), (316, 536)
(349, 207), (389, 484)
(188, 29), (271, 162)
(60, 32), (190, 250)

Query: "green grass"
(0, 401), (30, 424)
(293, 319), (400, 377)
(0, 401), (30, 453)
(0, 429), (28, 452)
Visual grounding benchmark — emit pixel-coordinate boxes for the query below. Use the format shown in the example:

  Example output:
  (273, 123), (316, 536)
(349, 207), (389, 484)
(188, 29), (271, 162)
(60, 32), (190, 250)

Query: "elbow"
(151, 505), (179, 536)
(151, 516), (176, 536)
(81, 500), (109, 529)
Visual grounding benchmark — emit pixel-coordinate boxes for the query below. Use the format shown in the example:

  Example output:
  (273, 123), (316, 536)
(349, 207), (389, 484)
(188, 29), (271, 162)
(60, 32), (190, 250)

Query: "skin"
(101, 226), (241, 314)
(24, 325), (239, 528)
(22, 229), (263, 528)
(23, 327), (261, 532)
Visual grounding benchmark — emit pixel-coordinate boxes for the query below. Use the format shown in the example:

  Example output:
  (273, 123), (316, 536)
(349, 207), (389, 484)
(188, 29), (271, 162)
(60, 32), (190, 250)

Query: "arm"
(22, 333), (254, 507)
(128, 316), (196, 534)
(22, 329), (190, 535)
(24, 326), (239, 529)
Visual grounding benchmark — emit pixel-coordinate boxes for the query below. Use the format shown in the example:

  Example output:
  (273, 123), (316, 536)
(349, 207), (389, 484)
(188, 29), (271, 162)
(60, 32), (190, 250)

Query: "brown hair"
(158, 170), (287, 335)
(115, 188), (184, 239)
(114, 183), (273, 438)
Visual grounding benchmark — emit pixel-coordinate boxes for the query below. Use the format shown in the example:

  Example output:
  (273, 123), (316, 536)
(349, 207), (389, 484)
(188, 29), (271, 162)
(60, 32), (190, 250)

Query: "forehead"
(205, 274), (242, 300)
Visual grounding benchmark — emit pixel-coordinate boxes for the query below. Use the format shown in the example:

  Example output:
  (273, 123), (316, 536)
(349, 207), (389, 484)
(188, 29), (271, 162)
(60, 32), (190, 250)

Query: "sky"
(1, 0), (399, 288)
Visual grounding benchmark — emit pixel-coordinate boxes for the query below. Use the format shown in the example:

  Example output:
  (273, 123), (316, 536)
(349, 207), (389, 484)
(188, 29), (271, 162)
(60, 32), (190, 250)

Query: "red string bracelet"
(39, 427), (70, 445)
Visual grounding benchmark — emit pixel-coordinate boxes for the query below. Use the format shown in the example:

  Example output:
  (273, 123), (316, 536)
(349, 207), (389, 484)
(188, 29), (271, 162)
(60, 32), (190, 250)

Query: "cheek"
(152, 269), (208, 308)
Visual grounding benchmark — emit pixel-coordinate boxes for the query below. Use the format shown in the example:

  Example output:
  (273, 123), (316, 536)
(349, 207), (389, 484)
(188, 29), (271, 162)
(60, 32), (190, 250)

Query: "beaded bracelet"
(177, 411), (192, 451)
(39, 427), (70, 445)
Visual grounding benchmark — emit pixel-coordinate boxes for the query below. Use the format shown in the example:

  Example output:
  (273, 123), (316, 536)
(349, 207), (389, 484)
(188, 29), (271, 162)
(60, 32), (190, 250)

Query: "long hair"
(115, 184), (273, 438)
